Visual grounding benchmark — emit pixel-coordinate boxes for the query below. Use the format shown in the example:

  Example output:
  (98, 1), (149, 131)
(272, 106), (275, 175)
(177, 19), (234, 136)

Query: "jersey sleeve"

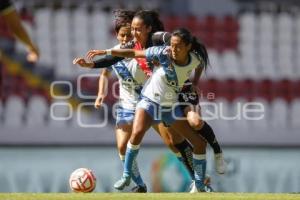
(93, 55), (124, 68)
(152, 31), (171, 46)
(145, 46), (167, 63)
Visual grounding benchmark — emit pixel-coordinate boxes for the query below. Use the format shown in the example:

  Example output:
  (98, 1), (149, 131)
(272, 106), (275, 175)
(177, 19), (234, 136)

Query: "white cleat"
(189, 181), (197, 193)
(215, 153), (226, 174)
(189, 175), (212, 193)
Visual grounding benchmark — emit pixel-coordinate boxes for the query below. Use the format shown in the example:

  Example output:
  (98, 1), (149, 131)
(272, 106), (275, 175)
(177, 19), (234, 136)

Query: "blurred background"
(0, 0), (300, 193)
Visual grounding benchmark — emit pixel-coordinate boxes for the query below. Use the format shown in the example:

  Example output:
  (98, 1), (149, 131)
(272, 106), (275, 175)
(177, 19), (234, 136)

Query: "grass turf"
(0, 193), (300, 200)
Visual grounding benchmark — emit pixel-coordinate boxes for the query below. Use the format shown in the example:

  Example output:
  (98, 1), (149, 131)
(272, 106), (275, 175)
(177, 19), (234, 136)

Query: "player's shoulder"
(148, 45), (169, 55)
(189, 51), (204, 67)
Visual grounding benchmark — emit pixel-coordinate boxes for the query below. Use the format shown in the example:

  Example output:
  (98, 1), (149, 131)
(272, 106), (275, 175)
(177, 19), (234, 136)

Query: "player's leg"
(184, 105), (226, 174)
(153, 123), (195, 180)
(170, 117), (211, 192)
(114, 103), (154, 190)
(115, 123), (146, 192)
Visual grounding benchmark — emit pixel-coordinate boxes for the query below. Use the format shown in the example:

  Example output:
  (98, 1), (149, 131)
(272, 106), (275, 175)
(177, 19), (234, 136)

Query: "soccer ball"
(69, 168), (96, 193)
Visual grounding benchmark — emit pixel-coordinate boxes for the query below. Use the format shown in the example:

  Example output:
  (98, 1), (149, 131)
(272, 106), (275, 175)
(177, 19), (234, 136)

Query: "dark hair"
(113, 9), (135, 33)
(172, 28), (209, 69)
(134, 10), (164, 35)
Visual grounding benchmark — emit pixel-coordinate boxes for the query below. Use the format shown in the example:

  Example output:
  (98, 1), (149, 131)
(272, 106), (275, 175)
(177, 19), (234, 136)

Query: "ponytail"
(191, 36), (209, 70)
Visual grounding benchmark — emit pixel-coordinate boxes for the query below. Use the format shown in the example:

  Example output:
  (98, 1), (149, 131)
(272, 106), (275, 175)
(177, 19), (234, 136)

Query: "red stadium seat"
(217, 79), (238, 102)
(291, 80), (300, 99)
(184, 15), (199, 32)
(203, 15), (218, 32)
(236, 79), (255, 101)
(79, 77), (98, 95)
(273, 79), (293, 103)
(255, 79), (274, 102)
(162, 15), (183, 32)
(198, 79), (219, 101)
(222, 15), (239, 32)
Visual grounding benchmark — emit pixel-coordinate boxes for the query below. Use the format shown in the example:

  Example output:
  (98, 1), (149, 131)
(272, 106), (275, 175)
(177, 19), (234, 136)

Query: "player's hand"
(27, 45), (39, 63)
(86, 50), (106, 61)
(94, 94), (105, 109)
(73, 57), (94, 68)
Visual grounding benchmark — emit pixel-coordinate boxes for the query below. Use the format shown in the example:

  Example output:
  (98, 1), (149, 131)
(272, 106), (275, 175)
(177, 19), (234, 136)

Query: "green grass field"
(0, 193), (300, 200)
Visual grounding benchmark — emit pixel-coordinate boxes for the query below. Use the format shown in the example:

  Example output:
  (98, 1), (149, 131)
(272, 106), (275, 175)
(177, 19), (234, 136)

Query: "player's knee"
(188, 118), (204, 130)
(165, 137), (175, 147)
(117, 143), (127, 155)
(187, 112), (204, 130)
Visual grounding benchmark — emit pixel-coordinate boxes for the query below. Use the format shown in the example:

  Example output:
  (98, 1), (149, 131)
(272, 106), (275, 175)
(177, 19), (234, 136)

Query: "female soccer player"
(152, 32), (226, 174)
(88, 30), (226, 175)
(84, 28), (213, 192)
(74, 10), (148, 192)
(73, 10), (201, 192)
(83, 11), (197, 181)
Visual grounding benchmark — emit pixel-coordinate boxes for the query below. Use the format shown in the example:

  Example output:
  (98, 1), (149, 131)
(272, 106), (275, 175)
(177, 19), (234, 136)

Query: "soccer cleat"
(114, 176), (131, 190)
(189, 175), (212, 193)
(189, 181), (197, 193)
(199, 185), (214, 192)
(190, 183), (214, 193)
(131, 184), (147, 193)
(215, 153), (226, 174)
(189, 180), (197, 193)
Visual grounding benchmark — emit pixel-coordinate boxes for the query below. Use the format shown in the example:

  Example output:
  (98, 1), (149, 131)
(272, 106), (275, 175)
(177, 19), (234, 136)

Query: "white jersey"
(108, 45), (147, 110)
(142, 46), (202, 107)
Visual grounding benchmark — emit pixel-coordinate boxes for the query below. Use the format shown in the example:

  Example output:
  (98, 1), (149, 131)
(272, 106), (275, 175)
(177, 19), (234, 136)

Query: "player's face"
(131, 17), (151, 45)
(170, 35), (191, 62)
(116, 26), (133, 45)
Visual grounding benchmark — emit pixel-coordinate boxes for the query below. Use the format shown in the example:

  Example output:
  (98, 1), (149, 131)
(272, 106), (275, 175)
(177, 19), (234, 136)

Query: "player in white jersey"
(89, 27), (226, 177)
(86, 28), (213, 192)
(85, 12), (199, 185)
(153, 31), (227, 176)
(73, 11), (209, 192)
(73, 10), (150, 192)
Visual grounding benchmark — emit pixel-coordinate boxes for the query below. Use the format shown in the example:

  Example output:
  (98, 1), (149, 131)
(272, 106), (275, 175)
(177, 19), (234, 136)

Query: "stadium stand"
(0, 0), (299, 146)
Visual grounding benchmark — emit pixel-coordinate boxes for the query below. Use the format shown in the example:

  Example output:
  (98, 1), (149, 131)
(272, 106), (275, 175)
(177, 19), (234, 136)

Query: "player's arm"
(188, 65), (204, 94)
(93, 55), (123, 68)
(94, 46), (164, 61)
(86, 49), (146, 60)
(191, 66), (203, 87)
(95, 69), (111, 109)
(73, 57), (94, 68)
(88, 41), (135, 68)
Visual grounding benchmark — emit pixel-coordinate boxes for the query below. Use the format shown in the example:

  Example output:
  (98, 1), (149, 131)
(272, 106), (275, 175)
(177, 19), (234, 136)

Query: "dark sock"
(174, 140), (194, 180)
(198, 122), (222, 154)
